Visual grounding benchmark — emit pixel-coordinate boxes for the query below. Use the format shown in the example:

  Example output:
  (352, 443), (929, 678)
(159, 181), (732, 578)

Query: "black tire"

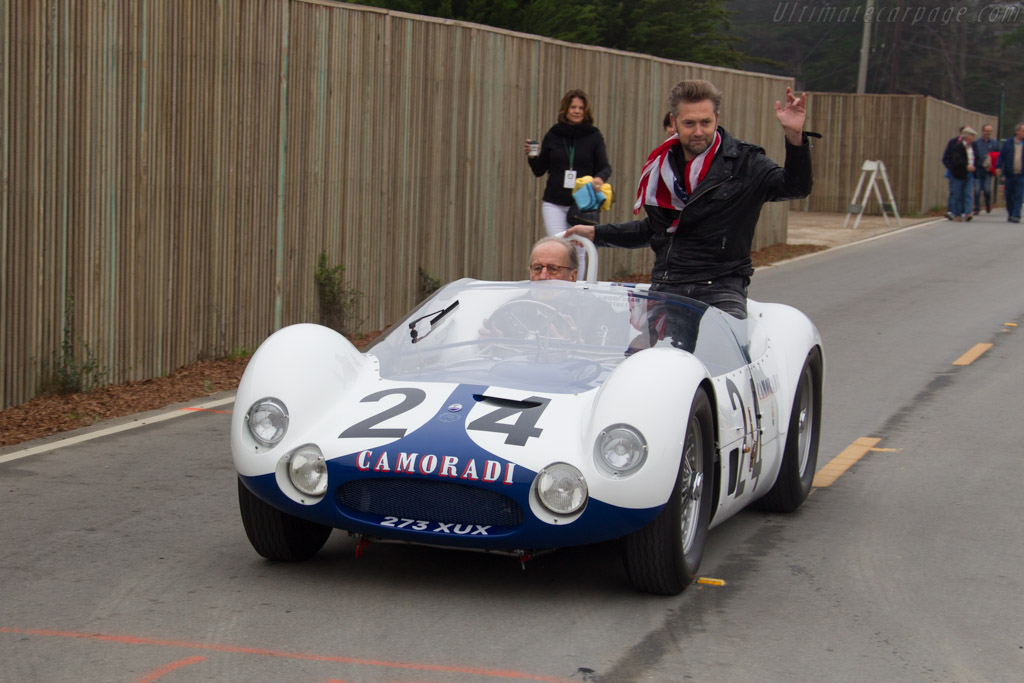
(623, 390), (714, 595)
(237, 478), (332, 561)
(758, 348), (822, 513)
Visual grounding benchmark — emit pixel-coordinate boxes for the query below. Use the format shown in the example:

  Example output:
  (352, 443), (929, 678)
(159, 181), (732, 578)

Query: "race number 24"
(339, 389), (550, 446)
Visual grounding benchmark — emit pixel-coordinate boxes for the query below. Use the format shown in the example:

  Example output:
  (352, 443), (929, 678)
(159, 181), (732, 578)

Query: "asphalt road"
(2, 211), (1023, 682)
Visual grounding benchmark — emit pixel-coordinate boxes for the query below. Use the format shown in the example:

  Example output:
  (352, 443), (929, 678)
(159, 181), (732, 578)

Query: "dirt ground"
(0, 243), (824, 448)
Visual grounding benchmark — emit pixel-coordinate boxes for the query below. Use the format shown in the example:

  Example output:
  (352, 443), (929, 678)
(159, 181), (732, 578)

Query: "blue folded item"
(573, 183), (605, 212)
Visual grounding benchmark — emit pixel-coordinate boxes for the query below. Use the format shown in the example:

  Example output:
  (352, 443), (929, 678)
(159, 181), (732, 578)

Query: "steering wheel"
(486, 299), (579, 341)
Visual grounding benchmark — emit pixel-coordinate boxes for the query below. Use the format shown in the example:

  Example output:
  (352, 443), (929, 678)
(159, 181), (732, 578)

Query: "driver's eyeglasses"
(529, 263), (574, 276)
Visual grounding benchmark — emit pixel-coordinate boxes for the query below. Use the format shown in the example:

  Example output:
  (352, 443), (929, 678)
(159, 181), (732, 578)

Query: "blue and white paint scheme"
(231, 249), (823, 595)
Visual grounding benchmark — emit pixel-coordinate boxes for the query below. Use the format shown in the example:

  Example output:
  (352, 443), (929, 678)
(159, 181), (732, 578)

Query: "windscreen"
(366, 280), (748, 393)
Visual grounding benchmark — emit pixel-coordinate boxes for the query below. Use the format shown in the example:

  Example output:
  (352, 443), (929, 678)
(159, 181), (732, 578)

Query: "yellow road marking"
(812, 437), (881, 487)
(1006, 323), (1018, 327)
(953, 343), (993, 366)
(696, 577), (726, 587)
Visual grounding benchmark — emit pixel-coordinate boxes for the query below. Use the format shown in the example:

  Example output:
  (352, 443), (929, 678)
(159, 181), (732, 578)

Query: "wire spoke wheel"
(623, 390), (714, 595)
(679, 415), (706, 555)
(757, 348), (822, 513)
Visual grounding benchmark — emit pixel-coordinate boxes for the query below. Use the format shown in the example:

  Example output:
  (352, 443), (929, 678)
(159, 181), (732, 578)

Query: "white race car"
(232, 240), (823, 595)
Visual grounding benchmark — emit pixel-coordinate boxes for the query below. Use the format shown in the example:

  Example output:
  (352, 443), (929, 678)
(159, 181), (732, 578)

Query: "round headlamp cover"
(535, 463), (588, 515)
(246, 397), (289, 447)
(594, 424), (648, 476)
(288, 445), (328, 497)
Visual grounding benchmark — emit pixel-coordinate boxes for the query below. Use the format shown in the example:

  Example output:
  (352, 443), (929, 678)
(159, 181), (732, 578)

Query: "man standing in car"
(566, 80), (812, 320)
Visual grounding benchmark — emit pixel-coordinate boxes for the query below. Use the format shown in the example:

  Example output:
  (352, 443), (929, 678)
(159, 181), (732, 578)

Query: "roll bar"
(556, 232), (599, 284)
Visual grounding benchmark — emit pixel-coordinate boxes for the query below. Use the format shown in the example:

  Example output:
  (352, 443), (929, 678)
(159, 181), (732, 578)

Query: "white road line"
(0, 395), (236, 465)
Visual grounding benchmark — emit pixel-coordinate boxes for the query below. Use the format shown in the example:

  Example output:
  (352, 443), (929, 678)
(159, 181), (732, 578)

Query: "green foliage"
(417, 266), (443, 302)
(351, 0), (1022, 121)
(727, 0), (1023, 123)
(315, 252), (363, 335)
(601, 0), (745, 68)
(226, 347), (252, 361)
(40, 295), (107, 395)
(347, 0), (746, 67)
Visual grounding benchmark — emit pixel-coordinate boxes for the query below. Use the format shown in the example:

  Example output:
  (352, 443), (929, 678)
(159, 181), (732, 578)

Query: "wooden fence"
(1, 0), (802, 410)
(796, 93), (997, 215)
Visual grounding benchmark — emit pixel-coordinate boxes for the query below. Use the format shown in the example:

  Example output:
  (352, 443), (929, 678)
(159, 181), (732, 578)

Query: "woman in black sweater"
(526, 89), (612, 254)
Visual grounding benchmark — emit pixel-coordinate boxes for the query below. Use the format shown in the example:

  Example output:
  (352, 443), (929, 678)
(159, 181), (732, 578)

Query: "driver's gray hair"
(530, 236), (579, 271)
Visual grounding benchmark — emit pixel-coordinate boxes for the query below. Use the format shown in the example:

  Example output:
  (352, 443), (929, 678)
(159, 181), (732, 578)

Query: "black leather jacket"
(593, 127), (812, 284)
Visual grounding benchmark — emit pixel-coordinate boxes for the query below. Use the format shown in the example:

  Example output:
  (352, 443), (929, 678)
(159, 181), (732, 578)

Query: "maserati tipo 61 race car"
(231, 243), (823, 595)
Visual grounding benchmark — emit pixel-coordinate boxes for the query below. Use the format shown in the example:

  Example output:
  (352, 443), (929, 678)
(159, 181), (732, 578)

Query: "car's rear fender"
(746, 300), (824, 437)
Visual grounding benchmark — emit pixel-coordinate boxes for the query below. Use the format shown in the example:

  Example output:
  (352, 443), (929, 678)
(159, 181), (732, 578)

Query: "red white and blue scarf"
(633, 130), (721, 232)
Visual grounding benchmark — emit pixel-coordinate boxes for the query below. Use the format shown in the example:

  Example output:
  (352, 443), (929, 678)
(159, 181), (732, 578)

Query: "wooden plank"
(0, 0), (997, 410)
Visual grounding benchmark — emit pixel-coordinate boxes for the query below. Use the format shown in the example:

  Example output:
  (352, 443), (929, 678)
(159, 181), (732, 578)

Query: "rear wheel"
(237, 478), (332, 561)
(623, 391), (714, 595)
(758, 348), (822, 513)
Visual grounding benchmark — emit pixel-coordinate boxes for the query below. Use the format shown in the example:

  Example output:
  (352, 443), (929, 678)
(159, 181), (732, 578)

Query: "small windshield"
(366, 279), (748, 394)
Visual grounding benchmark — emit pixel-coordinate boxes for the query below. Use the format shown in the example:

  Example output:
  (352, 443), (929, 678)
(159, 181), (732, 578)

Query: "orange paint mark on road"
(696, 577), (726, 586)
(181, 407), (232, 414)
(953, 343), (993, 366)
(135, 656), (206, 683)
(0, 627), (573, 682)
(812, 437), (881, 487)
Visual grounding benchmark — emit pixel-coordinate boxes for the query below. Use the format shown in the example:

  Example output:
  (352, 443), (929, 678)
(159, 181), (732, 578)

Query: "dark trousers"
(652, 277), (748, 320)
(1005, 173), (1024, 220)
(974, 174), (993, 212)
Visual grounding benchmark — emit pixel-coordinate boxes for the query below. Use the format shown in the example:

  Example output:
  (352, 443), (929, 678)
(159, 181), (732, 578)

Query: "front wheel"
(623, 390), (715, 595)
(758, 348), (822, 513)
(237, 478), (332, 561)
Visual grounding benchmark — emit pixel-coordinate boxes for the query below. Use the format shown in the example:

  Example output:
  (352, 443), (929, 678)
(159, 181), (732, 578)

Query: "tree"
(597, 0), (745, 67)
(727, 0), (1024, 123)
(346, 0), (746, 67)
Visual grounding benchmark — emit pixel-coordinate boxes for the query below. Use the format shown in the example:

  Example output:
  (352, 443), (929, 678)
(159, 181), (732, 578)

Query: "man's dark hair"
(668, 80), (723, 117)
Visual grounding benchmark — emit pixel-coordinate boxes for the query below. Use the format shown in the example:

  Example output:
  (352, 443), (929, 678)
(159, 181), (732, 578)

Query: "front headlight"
(594, 424), (648, 477)
(287, 445), (327, 497)
(246, 397), (289, 447)
(535, 463), (587, 515)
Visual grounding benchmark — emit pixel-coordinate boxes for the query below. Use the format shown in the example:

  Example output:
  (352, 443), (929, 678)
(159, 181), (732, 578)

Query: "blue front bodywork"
(240, 384), (663, 550)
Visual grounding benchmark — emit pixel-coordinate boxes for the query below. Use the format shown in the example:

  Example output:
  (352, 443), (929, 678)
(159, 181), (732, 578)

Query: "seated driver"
(528, 236), (578, 282)
(480, 237), (579, 339)
(482, 237), (624, 345)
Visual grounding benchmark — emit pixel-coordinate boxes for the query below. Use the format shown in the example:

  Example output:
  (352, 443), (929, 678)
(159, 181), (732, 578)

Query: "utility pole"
(857, 0), (875, 94)
(999, 82), (1006, 140)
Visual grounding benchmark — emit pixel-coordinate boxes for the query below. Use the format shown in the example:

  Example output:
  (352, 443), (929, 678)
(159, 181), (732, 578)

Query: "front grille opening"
(337, 478), (524, 527)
